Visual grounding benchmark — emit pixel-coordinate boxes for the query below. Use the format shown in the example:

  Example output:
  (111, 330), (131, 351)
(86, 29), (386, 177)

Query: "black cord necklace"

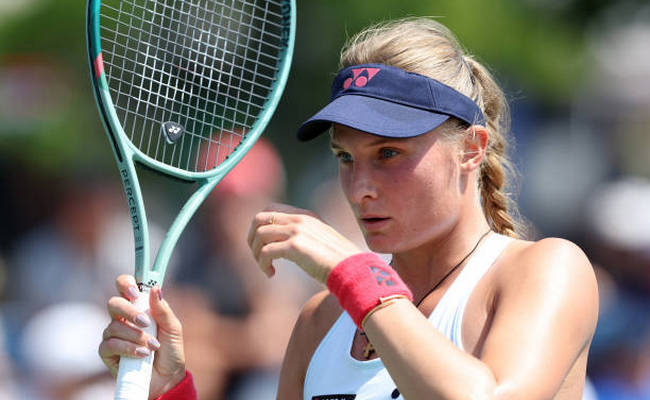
(359, 229), (492, 359)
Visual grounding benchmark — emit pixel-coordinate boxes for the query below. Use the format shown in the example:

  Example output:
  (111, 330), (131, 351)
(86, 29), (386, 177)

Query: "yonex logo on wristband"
(342, 67), (380, 90)
(327, 253), (413, 329)
(370, 266), (395, 286)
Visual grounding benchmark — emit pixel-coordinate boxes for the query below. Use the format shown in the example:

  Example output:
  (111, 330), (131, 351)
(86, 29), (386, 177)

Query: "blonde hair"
(340, 17), (522, 237)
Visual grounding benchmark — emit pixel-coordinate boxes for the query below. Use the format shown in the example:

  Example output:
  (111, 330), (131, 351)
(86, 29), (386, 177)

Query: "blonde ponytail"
(464, 56), (520, 237)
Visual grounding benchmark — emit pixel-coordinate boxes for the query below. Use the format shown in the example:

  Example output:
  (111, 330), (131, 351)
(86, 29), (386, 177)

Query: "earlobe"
(460, 125), (488, 172)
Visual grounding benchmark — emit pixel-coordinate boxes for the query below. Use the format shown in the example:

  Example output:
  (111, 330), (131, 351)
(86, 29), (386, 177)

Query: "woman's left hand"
(247, 203), (362, 284)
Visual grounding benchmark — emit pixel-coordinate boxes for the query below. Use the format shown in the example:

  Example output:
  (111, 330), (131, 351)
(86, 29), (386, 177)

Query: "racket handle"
(114, 288), (157, 400)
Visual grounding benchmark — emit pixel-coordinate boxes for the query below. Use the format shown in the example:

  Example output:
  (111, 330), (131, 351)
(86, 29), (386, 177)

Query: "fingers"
(98, 336), (158, 377)
(102, 276), (187, 387)
(246, 204), (320, 247)
(107, 296), (152, 328)
(248, 217), (297, 278)
(247, 204), (355, 283)
(112, 278), (180, 335)
(257, 240), (290, 278)
(115, 274), (140, 301)
(247, 211), (281, 247)
(99, 316), (161, 377)
(102, 320), (160, 352)
(247, 206), (325, 278)
(250, 222), (291, 259)
(149, 286), (183, 337)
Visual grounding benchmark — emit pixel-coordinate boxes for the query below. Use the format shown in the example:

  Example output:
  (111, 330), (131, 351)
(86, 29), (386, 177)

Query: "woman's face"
(331, 123), (462, 253)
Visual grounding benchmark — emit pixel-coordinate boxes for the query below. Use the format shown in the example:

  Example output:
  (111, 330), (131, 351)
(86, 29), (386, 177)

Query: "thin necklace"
(359, 230), (491, 359)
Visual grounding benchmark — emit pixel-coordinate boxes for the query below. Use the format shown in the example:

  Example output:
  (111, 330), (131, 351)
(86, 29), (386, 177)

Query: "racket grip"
(114, 288), (157, 400)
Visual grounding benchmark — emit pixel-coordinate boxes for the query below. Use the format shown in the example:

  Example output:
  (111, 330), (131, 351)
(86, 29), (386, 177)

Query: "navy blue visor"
(297, 63), (485, 141)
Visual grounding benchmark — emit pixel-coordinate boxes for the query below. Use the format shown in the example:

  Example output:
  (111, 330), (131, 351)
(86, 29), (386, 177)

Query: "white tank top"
(303, 232), (513, 400)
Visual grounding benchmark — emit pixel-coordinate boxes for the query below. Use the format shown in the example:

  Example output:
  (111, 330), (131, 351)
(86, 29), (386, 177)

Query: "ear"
(459, 125), (488, 173)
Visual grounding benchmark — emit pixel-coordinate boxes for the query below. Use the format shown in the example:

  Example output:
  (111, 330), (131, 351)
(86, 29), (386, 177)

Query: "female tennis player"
(100, 18), (598, 399)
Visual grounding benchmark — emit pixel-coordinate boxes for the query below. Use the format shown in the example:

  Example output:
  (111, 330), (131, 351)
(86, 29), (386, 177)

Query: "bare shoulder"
(494, 236), (599, 330)
(472, 237), (600, 397)
(277, 289), (341, 397)
(295, 289), (342, 345)
(498, 237), (596, 286)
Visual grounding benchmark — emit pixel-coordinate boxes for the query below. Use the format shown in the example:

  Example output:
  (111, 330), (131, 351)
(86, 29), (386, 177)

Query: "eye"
(379, 148), (398, 159)
(335, 151), (353, 163)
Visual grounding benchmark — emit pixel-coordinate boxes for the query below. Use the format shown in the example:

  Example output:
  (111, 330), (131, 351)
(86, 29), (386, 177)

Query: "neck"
(391, 202), (491, 302)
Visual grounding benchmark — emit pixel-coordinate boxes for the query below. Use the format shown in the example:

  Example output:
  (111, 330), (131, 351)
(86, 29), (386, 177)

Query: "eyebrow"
(329, 141), (343, 150)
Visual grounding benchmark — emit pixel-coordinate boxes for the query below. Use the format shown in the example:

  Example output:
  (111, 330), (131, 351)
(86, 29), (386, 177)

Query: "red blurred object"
(200, 132), (285, 198)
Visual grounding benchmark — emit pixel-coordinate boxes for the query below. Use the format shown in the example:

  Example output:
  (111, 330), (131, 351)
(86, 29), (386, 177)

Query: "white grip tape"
(114, 289), (157, 400)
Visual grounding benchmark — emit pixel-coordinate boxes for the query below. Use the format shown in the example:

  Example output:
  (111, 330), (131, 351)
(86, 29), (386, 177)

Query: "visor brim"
(297, 95), (451, 141)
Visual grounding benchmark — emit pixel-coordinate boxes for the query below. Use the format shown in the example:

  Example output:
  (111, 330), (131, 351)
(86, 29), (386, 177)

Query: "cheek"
(337, 171), (352, 207)
(388, 156), (461, 242)
(405, 153), (459, 207)
(401, 176), (455, 225)
(338, 166), (350, 192)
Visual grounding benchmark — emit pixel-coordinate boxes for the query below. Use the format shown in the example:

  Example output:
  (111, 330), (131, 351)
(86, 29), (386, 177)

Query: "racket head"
(87, 0), (296, 181)
(86, 0), (295, 286)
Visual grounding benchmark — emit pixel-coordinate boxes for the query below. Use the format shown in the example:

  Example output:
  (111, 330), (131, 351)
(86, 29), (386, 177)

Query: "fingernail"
(128, 287), (140, 300)
(156, 286), (163, 301)
(148, 337), (161, 350)
(135, 313), (151, 327)
(135, 346), (151, 357)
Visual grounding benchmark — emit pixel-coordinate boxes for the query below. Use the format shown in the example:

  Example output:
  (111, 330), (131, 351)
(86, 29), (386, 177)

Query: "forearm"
(363, 299), (498, 400)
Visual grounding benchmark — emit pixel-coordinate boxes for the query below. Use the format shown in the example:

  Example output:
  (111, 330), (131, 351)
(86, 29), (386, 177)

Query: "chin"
(364, 235), (398, 254)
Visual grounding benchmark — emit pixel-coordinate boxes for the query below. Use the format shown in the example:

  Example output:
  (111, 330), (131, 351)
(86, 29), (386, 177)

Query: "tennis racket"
(86, 0), (295, 398)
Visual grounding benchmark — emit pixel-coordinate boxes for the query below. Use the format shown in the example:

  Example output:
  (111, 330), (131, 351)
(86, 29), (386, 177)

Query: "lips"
(359, 215), (390, 231)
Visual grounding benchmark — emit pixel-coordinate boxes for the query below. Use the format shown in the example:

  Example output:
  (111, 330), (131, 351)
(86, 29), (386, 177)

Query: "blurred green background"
(0, 0), (624, 181)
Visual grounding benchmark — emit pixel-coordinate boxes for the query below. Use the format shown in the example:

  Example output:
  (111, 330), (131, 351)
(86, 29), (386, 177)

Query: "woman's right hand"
(99, 275), (187, 398)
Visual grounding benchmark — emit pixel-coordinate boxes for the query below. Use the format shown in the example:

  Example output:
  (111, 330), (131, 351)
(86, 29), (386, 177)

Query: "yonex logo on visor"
(343, 67), (380, 89)
(296, 63), (486, 141)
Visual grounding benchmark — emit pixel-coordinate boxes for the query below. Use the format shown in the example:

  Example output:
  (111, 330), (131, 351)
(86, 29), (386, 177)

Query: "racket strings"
(104, 1), (280, 136)
(102, 1), (258, 161)
(102, 1), (283, 104)
(99, 0), (287, 172)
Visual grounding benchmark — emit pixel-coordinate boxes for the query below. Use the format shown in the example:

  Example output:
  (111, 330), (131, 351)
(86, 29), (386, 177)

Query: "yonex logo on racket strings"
(370, 266), (395, 286)
(162, 121), (185, 144)
(342, 67), (381, 89)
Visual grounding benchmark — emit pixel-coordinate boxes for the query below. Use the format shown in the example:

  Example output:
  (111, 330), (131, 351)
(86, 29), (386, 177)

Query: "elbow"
(468, 376), (498, 400)
(451, 365), (499, 400)
(477, 363), (500, 400)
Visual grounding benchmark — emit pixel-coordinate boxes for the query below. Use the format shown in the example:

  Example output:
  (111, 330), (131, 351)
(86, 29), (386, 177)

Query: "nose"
(341, 162), (378, 206)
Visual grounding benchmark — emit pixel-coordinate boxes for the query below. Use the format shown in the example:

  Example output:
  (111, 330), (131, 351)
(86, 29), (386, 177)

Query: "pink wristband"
(327, 253), (413, 329)
(155, 371), (197, 400)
